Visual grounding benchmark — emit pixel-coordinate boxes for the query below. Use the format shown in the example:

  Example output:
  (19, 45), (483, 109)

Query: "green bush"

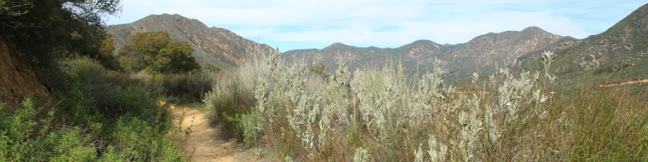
(107, 117), (182, 161)
(129, 71), (212, 103)
(118, 32), (200, 74)
(0, 57), (185, 161)
(0, 98), (182, 161)
(160, 72), (212, 102)
(58, 57), (164, 124)
(0, 99), (97, 161)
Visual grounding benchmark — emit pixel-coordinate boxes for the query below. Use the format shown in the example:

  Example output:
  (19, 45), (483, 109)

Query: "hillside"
(108, 14), (276, 70)
(547, 4), (648, 83)
(444, 27), (564, 78)
(514, 4), (648, 86)
(0, 40), (49, 106)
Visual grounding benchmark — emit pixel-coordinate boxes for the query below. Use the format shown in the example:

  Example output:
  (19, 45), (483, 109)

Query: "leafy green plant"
(0, 57), (185, 161)
(0, 99), (97, 161)
(119, 32), (200, 74)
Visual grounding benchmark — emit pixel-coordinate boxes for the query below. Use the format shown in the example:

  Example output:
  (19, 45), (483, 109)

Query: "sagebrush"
(206, 51), (648, 161)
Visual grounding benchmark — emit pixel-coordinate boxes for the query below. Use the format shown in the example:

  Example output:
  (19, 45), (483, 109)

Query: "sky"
(106, 0), (648, 51)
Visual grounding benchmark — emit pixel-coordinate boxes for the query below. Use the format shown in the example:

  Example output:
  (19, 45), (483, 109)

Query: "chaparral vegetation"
(205, 51), (648, 161)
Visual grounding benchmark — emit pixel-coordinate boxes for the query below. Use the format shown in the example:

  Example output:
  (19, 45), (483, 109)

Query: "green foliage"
(0, 0), (122, 90)
(59, 57), (156, 124)
(47, 128), (97, 161)
(98, 34), (121, 70)
(1, 0), (187, 160)
(0, 97), (183, 161)
(0, 0), (33, 16)
(60, 57), (182, 161)
(0, 0), (120, 56)
(130, 71), (212, 103)
(236, 113), (259, 146)
(58, 56), (171, 126)
(0, 99), (97, 161)
(119, 32), (200, 74)
(0, 57), (185, 161)
(108, 117), (182, 161)
(159, 73), (212, 102)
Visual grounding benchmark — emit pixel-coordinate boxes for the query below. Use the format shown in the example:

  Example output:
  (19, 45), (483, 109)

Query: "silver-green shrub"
(208, 51), (580, 161)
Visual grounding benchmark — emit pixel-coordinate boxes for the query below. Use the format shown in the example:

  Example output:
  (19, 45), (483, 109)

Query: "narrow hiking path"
(170, 105), (276, 162)
(600, 79), (648, 87)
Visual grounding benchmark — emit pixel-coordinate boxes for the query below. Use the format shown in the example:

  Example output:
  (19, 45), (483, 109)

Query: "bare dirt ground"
(171, 105), (277, 162)
(600, 79), (648, 87)
(0, 40), (49, 106)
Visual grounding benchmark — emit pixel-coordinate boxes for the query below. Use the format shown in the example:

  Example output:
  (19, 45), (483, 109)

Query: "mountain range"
(107, 4), (648, 83)
(284, 26), (573, 79)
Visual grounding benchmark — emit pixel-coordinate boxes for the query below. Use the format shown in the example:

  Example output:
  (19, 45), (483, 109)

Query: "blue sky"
(106, 0), (647, 51)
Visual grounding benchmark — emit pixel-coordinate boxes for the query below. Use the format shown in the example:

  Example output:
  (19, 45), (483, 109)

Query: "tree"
(98, 34), (120, 70)
(1, 0), (121, 55)
(119, 32), (200, 74)
(1, 0), (121, 62)
(0, 0), (121, 90)
(0, 0), (33, 17)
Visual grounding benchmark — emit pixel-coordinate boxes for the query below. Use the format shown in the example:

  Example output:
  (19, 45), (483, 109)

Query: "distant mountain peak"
(521, 26), (545, 33)
(141, 13), (192, 21)
(469, 26), (560, 43)
(147, 13), (182, 18)
(139, 14), (188, 22)
(324, 42), (353, 50)
(400, 39), (441, 49)
(136, 14), (205, 26)
(409, 39), (437, 45)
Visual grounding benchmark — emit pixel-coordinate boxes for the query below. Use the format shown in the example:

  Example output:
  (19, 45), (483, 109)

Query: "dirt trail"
(599, 79), (648, 87)
(171, 105), (275, 162)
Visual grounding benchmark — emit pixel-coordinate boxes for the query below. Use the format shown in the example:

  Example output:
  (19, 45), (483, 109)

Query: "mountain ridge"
(547, 3), (648, 83)
(285, 26), (566, 79)
(108, 14), (276, 70)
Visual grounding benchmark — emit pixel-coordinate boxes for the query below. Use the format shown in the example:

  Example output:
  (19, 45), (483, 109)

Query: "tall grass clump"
(203, 54), (276, 142)
(206, 51), (648, 161)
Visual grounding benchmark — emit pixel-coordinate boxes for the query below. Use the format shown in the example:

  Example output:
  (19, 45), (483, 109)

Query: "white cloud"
(107, 0), (647, 50)
(232, 10), (589, 47)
